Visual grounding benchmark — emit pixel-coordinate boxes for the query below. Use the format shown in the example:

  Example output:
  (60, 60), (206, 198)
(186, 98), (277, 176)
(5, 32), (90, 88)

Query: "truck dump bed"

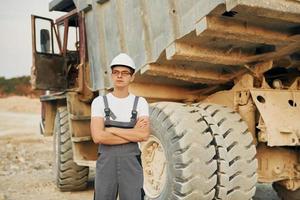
(51, 0), (300, 96)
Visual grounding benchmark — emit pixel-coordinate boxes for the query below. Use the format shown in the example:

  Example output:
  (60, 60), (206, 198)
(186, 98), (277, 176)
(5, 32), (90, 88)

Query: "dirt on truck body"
(31, 0), (300, 199)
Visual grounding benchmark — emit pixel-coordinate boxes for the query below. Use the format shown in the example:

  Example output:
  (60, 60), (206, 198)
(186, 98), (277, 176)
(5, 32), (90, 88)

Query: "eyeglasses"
(112, 70), (132, 77)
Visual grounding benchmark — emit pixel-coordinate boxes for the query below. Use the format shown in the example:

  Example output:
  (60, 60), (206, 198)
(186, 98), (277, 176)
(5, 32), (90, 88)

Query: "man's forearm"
(107, 127), (149, 142)
(93, 130), (130, 145)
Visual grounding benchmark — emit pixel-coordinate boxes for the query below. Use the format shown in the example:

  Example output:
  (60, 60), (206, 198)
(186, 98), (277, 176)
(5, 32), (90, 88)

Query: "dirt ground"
(0, 96), (279, 200)
(0, 96), (94, 200)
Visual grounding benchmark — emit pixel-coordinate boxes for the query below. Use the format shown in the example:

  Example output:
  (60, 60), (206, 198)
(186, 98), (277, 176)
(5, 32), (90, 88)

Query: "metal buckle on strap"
(104, 108), (110, 117)
(131, 110), (137, 121)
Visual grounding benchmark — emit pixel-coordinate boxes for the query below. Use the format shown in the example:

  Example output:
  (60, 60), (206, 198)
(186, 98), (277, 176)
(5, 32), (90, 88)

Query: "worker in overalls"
(91, 53), (150, 200)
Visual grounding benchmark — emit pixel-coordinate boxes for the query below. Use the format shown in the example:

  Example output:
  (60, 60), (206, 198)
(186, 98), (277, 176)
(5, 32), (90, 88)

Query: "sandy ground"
(0, 96), (280, 200)
(0, 96), (93, 200)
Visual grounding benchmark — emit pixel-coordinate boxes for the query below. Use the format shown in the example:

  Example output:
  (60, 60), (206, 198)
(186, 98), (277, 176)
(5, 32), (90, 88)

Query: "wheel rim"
(141, 135), (167, 198)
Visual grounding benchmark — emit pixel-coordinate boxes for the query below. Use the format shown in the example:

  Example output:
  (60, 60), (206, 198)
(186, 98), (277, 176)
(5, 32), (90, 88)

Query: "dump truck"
(31, 0), (300, 199)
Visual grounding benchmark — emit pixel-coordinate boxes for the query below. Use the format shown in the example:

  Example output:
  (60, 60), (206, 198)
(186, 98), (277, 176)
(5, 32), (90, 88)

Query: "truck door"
(31, 15), (67, 90)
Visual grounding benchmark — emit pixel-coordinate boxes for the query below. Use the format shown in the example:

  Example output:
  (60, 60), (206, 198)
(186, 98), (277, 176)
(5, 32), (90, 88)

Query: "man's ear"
(130, 74), (135, 82)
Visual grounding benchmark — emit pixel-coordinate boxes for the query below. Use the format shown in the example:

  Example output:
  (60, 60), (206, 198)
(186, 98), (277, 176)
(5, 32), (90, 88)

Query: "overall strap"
(131, 96), (139, 121)
(102, 95), (116, 120)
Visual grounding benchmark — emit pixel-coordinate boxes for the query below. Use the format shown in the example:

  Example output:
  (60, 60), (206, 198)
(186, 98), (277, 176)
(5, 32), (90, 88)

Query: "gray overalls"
(94, 95), (145, 200)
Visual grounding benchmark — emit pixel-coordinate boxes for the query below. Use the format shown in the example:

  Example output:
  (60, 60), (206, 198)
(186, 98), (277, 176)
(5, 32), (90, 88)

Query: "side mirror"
(40, 29), (50, 53)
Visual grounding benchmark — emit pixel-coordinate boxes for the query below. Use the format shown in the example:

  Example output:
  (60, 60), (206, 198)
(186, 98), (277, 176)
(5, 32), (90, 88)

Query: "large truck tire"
(53, 107), (89, 191)
(142, 102), (231, 200)
(273, 183), (300, 200)
(197, 103), (258, 200)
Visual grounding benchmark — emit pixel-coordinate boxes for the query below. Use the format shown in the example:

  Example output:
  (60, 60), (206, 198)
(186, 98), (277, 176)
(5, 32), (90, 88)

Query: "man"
(91, 53), (150, 200)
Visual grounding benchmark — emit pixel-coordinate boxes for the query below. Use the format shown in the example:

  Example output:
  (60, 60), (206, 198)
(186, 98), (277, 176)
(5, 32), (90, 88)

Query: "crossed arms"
(90, 116), (150, 145)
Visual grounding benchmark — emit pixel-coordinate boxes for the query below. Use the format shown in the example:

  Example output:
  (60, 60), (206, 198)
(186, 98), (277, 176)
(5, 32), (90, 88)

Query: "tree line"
(0, 76), (41, 97)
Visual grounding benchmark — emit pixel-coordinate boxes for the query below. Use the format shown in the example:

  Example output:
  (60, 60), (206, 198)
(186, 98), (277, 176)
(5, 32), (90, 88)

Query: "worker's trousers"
(94, 143), (144, 200)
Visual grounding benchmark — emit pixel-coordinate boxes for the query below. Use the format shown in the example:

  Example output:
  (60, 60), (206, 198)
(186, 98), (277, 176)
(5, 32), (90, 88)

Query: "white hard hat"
(110, 53), (136, 71)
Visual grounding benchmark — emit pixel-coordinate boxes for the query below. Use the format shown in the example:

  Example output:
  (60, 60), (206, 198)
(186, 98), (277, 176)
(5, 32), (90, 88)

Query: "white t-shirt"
(91, 93), (149, 122)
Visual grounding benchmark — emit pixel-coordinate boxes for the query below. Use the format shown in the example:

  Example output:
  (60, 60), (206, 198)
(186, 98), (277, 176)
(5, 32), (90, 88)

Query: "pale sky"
(0, 0), (64, 78)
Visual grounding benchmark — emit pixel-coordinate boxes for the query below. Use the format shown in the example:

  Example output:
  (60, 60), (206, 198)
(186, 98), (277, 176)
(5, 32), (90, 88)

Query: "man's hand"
(135, 118), (149, 128)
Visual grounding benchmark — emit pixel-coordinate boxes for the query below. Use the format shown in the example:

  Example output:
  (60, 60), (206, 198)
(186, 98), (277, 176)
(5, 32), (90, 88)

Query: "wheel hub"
(141, 135), (167, 198)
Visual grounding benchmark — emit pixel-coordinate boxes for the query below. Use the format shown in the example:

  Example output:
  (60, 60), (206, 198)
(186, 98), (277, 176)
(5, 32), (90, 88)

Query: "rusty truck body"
(31, 0), (300, 199)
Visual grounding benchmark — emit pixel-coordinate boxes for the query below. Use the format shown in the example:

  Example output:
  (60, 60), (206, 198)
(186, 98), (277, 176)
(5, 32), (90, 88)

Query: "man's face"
(111, 66), (134, 88)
